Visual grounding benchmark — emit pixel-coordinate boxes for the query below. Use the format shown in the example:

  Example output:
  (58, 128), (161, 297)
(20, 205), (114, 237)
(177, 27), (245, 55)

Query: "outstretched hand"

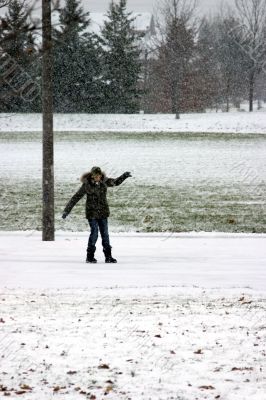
(123, 171), (132, 178)
(62, 212), (68, 219)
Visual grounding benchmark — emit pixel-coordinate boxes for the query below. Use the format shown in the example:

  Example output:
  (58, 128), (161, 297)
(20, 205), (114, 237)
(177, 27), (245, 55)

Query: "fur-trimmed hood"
(80, 170), (107, 183)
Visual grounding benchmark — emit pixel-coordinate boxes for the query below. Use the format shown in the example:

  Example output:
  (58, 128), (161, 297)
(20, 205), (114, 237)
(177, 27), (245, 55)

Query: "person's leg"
(98, 218), (117, 263)
(98, 218), (111, 250)
(87, 219), (98, 262)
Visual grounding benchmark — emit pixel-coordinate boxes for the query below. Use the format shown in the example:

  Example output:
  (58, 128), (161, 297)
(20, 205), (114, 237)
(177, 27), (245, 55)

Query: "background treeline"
(0, 0), (266, 114)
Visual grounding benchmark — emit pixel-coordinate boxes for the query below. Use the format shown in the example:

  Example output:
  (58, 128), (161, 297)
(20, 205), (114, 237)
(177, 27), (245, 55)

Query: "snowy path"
(0, 232), (266, 291)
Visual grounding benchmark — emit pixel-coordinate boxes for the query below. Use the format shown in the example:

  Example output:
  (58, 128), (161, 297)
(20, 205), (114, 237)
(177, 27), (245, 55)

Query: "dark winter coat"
(63, 171), (128, 219)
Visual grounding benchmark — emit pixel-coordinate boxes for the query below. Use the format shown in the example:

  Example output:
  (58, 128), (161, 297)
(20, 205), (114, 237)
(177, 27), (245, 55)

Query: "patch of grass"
(0, 180), (265, 232)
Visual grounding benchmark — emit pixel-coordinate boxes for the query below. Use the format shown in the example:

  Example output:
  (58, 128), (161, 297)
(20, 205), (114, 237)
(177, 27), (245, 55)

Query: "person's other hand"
(123, 171), (132, 178)
(62, 212), (68, 219)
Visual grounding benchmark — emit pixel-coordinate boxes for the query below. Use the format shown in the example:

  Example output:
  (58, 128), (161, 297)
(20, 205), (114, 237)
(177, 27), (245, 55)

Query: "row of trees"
(146, 0), (266, 115)
(0, 0), (141, 113)
(1, 0), (266, 114)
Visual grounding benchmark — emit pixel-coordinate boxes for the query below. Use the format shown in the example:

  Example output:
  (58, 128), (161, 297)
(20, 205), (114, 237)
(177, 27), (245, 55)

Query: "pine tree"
(53, 0), (102, 112)
(0, 0), (38, 112)
(99, 0), (142, 113)
(196, 18), (222, 111)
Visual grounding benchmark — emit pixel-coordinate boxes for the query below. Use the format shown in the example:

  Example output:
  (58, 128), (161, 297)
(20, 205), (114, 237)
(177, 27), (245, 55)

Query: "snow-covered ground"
(1, 231), (266, 290)
(0, 111), (266, 133)
(0, 232), (266, 399)
(1, 110), (265, 398)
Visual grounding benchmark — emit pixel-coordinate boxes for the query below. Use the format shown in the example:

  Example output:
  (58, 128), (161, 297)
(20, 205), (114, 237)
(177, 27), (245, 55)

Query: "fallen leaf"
(194, 349), (203, 354)
(104, 385), (113, 394)
(231, 367), (253, 371)
(20, 384), (32, 390)
(98, 364), (109, 369)
(198, 385), (215, 390)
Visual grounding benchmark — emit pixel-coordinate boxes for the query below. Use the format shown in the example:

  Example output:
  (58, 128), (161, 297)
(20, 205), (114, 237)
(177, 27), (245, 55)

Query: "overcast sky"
(82, 0), (228, 15)
(0, 0), (229, 17)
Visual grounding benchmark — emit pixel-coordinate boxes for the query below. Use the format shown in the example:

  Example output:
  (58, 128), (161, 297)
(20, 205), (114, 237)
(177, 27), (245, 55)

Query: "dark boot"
(86, 245), (97, 263)
(103, 246), (117, 263)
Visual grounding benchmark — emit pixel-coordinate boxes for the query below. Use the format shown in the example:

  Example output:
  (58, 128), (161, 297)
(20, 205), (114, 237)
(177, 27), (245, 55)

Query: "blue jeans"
(87, 218), (111, 250)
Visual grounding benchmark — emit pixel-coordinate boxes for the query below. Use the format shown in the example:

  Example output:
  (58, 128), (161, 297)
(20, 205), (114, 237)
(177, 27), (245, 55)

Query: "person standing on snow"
(62, 166), (132, 263)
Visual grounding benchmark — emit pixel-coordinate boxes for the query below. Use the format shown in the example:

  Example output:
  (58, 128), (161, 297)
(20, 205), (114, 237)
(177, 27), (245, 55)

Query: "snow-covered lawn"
(0, 111), (266, 134)
(1, 232), (266, 399)
(1, 129), (266, 232)
(0, 286), (265, 400)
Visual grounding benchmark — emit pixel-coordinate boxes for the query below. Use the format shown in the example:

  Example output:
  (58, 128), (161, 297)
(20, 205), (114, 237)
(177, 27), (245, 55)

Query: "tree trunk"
(42, 0), (54, 241)
(249, 69), (255, 112)
(171, 78), (180, 119)
(226, 78), (230, 112)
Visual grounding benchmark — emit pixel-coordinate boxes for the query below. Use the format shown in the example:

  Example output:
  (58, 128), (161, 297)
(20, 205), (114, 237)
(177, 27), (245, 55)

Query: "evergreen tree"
(53, 0), (102, 113)
(0, 0), (39, 112)
(196, 18), (222, 111)
(160, 16), (195, 117)
(99, 0), (142, 113)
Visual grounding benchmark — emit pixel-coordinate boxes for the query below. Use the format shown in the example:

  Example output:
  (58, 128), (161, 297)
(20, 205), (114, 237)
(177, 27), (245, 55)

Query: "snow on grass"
(0, 286), (265, 400)
(0, 111), (266, 134)
(1, 131), (266, 232)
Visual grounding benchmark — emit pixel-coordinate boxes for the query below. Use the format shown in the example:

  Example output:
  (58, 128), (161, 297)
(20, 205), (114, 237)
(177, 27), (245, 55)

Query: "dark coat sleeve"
(63, 183), (86, 215)
(104, 174), (127, 187)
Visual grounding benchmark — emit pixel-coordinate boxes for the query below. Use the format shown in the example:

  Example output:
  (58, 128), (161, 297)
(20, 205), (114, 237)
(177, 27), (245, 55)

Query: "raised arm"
(104, 171), (132, 187)
(62, 183), (86, 218)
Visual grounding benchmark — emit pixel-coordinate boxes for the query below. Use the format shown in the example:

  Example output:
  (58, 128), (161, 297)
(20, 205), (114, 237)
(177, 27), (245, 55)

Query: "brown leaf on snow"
(198, 385), (215, 390)
(20, 384), (32, 390)
(170, 350), (176, 354)
(15, 391), (27, 395)
(231, 367), (253, 371)
(154, 334), (161, 338)
(104, 385), (113, 394)
(98, 363), (110, 369)
(53, 386), (61, 392)
(67, 370), (77, 375)
(194, 349), (203, 354)
(89, 395), (96, 399)
(0, 318), (5, 323)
